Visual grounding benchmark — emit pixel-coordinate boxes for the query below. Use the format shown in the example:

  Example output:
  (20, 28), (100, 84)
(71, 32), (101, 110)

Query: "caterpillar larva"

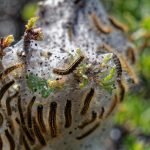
(112, 54), (122, 81)
(17, 96), (25, 125)
(99, 107), (105, 119)
(64, 100), (72, 128)
(91, 12), (112, 34)
(0, 135), (2, 150)
(76, 122), (100, 140)
(37, 104), (47, 133)
(0, 64), (24, 81)
(15, 117), (35, 144)
(102, 42), (138, 84)
(81, 88), (95, 115)
(105, 94), (119, 118)
(78, 111), (97, 129)
(109, 15), (128, 32)
(49, 102), (57, 137)
(0, 113), (3, 127)
(0, 80), (15, 106)
(27, 96), (36, 128)
(6, 91), (19, 116)
(5, 129), (15, 150)
(22, 135), (31, 150)
(33, 117), (46, 145)
(53, 55), (84, 75)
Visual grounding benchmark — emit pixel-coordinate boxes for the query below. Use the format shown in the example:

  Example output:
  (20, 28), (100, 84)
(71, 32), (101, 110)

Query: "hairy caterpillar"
(64, 100), (72, 128)
(91, 12), (112, 34)
(112, 54), (122, 81)
(109, 15), (128, 32)
(37, 104), (47, 133)
(33, 117), (46, 145)
(53, 55), (84, 75)
(5, 129), (15, 150)
(102, 42), (138, 84)
(0, 64), (24, 81)
(105, 94), (119, 118)
(78, 111), (97, 129)
(76, 122), (100, 140)
(49, 102), (57, 137)
(27, 96), (36, 128)
(81, 88), (95, 115)
(6, 91), (19, 116)
(0, 80), (15, 106)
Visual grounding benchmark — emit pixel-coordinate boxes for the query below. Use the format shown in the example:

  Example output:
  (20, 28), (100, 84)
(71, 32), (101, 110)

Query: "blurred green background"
(102, 0), (150, 149)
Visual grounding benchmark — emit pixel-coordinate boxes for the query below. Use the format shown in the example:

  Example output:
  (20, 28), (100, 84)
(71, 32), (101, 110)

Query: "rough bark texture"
(0, 0), (136, 150)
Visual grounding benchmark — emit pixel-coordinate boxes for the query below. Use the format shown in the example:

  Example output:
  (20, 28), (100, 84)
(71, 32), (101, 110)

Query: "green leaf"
(26, 73), (53, 98)
(141, 16), (150, 31)
(22, 3), (38, 21)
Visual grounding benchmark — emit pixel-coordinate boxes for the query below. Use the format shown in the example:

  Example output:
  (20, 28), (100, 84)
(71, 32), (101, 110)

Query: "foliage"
(102, 0), (150, 149)
(115, 95), (150, 133)
(124, 135), (150, 150)
(26, 73), (54, 98)
(22, 2), (38, 21)
(140, 49), (150, 81)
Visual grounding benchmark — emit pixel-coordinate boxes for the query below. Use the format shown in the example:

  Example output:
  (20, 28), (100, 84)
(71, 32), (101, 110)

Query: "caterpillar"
(118, 80), (125, 101)
(15, 117), (35, 144)
(5, 129), (15, 150)
(81, 88), (95, 115)
(0, 112), (3, 127)
(109, 15), (128, 32)
(0, 135), (2, 150)
(53, 55), (84, 75)
(7, 119), (15, 134)
(112, 54), (122, 81)
(37, 104), (46, 133)
(119, 54), (139, 84)
(6, 91), (19, 116)
(91, 12), (112, 34)
(78, 111), (97, 129)
(76, 122), (100, 140)
(0, 80), (15, 107)
(49, 102), (57, 137)
(99, 107), (105, 119)
(33, 117), (46, 145)
(0, 63), (24, 81)
(22, 135), (31, 150)
(17, 96), (25, 125)
(65, 0), (86, 41)
(105, 94), (118, 118)
(102, 42), (138, 83)
(126, 46), (136, 64)
(27, 96), (36, 128)
(64, 100), (72, 128)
